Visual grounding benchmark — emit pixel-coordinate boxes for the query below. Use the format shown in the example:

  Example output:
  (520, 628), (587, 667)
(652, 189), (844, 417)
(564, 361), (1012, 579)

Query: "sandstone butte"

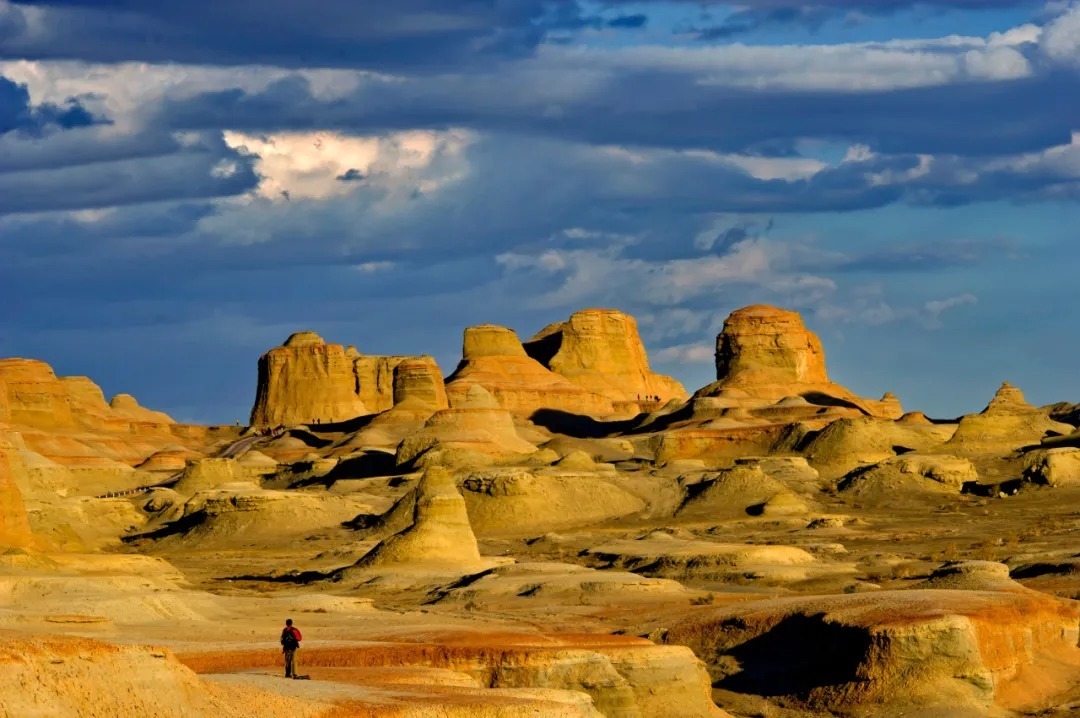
(251, 332), (441, 427)
(444, 324), (618, 417)
(3, 303), (1080, 718)
(524, 308), (688, 409)
(696, 305), (903, 419)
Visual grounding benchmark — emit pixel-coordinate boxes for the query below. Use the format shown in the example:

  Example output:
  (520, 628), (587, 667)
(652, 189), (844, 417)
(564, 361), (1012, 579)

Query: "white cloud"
(497, 237), (837, 309)
(354, 261), (396, 273)
(961, 46), (1031, 80)
(654, 342), (714, 364)
(1042, 3), (1080, 65)
(922, 293), (977, 328)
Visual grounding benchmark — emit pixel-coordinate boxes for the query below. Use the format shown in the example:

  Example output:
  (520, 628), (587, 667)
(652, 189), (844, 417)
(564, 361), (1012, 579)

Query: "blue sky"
(2, 0), (1079, 423)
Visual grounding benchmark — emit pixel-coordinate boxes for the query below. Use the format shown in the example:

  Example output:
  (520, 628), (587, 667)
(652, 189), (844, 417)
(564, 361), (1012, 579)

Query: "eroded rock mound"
(396, 385), (537, 466)
(445, 325), (616, 417)
(948, 381), (1073, 453)
(677, 464), (791, 518)
(1023, 447), (1080, 486)
(838, 453), (978, 498)
(461, 468), (645, 535)
(524, 309), (687, 408)
(250, 332), (367, 427)
(587, 535), (848, 585)
(666, 587), (1080, 715)
(351, 467), (486, 570)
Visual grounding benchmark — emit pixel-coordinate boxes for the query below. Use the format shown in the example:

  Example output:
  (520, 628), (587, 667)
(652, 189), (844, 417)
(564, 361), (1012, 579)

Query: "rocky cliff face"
(251, 333), (439, 426)
(445, 325), (616, 417)
(696, 305), (901, 419)
(352, 353), (438, 413)
(250, 332), (368, 427)
(392, 358), (448, 411)
(0, 358), (185, 440)
(525, 309), (687, 408)
(714, 305), (829, 389)
(0, 434), (34, 548)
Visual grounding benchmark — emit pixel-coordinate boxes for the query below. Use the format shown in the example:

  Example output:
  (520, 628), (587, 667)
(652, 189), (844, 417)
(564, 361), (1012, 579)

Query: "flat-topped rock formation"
(525, 309), (687, 408)
(250, 332), (368, 427)
(352, 352), (438, 414)
(695, 306), (902, 419)
(445, 325), (616, 417)
(334, 358), (451, 452)
(392, 358), (448, 411)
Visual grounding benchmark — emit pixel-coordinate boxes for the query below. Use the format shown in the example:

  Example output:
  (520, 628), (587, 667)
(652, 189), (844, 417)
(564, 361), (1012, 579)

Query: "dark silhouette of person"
(280, 618), (302, 678)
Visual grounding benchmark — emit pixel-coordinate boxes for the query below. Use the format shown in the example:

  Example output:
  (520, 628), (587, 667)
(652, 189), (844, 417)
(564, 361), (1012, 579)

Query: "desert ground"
(1, 305), (1077, 717)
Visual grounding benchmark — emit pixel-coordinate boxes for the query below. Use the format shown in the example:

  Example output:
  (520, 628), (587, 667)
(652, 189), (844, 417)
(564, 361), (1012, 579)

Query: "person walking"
(280, 618), (302, 678)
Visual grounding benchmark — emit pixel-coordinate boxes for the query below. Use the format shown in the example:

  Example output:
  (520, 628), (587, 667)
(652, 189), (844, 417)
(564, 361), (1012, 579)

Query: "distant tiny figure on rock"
(280, 618), (302, 678)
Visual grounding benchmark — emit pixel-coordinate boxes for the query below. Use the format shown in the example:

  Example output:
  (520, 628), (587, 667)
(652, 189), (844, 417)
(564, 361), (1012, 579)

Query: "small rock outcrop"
(838, 454), (978, 498)
(1023, 447), (1080, 486)
(524, 309), (687, 407)
(445, 325), (616, 416)
(948, 382), (1074, 453)
(109, 394), (174, 424)
(352, 467), (485, 569)
(250, 332), (368, 427)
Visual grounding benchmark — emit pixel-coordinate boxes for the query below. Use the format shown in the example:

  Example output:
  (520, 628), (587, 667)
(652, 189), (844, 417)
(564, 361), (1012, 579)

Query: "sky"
(1, 0), (1079, 424)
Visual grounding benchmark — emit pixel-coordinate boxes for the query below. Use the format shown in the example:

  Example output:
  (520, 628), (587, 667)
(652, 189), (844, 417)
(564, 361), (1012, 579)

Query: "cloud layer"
(2, 0), (1078, 420)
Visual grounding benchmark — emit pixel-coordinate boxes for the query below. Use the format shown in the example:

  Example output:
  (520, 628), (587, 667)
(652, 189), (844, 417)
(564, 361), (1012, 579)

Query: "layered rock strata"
(525, 309), (687, 408)
(445, 325), (616, 417)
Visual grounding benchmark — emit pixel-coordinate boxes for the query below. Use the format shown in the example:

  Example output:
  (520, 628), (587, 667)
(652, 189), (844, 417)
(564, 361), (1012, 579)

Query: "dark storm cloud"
(0, 75), (98, 136)
(0, 131), (258, 214)
(157, 67), (1080, 159)
(689, 0), (1041, 38)
(1, 0), (554, 69)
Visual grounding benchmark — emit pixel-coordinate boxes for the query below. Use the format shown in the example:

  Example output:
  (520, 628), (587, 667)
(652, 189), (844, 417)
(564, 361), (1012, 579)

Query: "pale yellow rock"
(445, 325), (617, 417)
(249, 332), (367, 427)
(1023, 447), (1080, 486)
(695, 306), (902, 419)
(839, 453), (978, 498)
(109, 394), (174, 424)
(666, 587), (1080, 715)
(392, 358), (448, 410)
(172, 458), (238, 497)
(353, 354), (438, 413)
(396, 385), (537, 466)
(0, 435), (34, 548)
(352, 467), (486, 569)
(948, 382), (1074, 453)
(461, 468), (645, 534)
(524, 308), (688, 405)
